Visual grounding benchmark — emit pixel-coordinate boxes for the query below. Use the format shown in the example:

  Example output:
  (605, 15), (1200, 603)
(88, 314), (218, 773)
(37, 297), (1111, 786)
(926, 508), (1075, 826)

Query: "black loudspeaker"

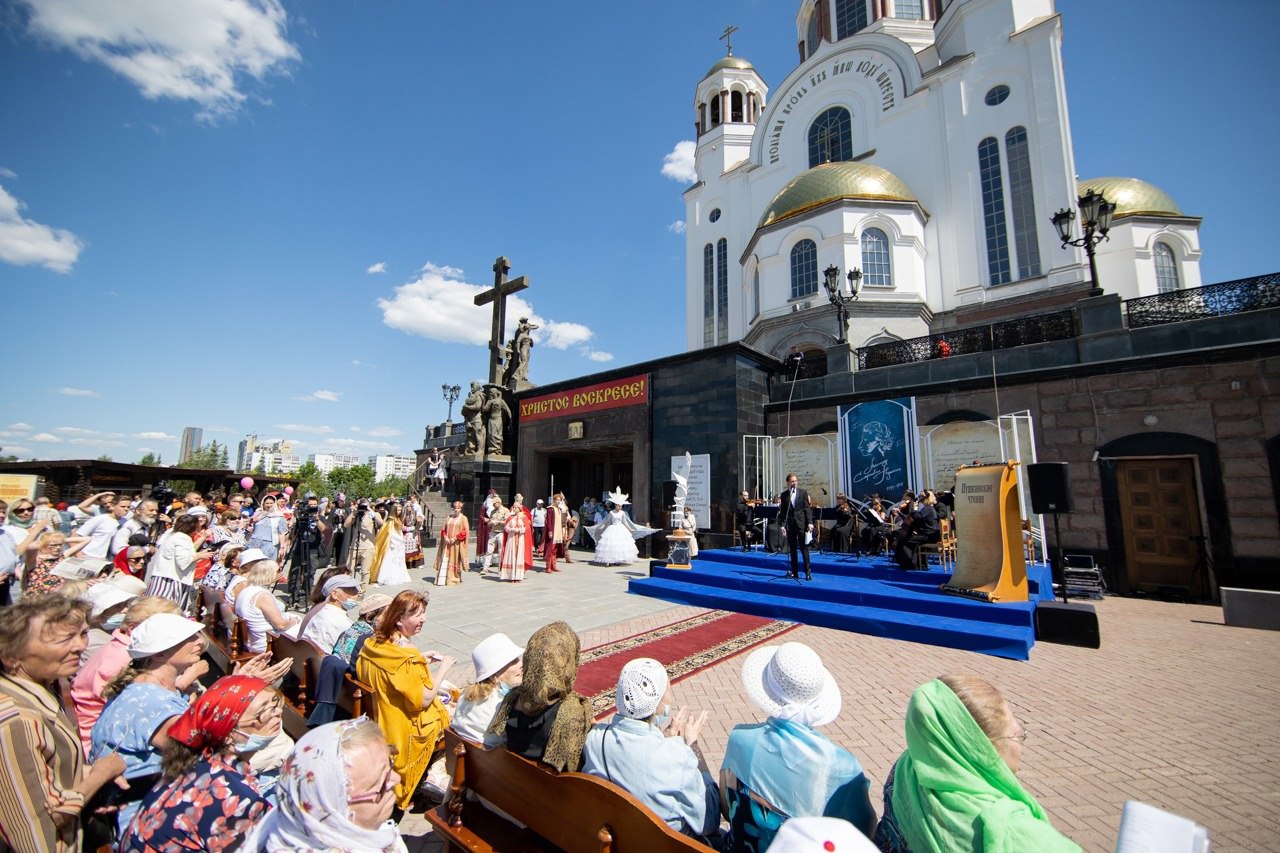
(660, 481), (677, 511)
(1034, 601), (1101, 648)
(1027, 462), (1073, 514)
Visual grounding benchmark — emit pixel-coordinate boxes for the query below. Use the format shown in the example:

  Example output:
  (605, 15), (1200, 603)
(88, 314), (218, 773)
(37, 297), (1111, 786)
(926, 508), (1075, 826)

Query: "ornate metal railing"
(856, 309), (1076, 370)
(1125, 273), (1280, 329)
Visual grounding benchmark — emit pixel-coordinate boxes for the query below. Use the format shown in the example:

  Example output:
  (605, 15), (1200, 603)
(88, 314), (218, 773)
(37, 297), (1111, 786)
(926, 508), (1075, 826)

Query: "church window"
(709, 208), (721, 223)
(1005, 127), (1041, 279)
(791, 240), (819, 299)
(731, 91), (744, 122)
(985, 85), (1010, 106)
(716, 238), (729, 343)
(1154, 242), (1181, 292)
(703, 243), (715, 347)
(752, 266), (760, 320)
(710, 95), (721, 128)
(895, 0), (924, 19)
(808, 107), (854, 167)
(805, 7), (822, 58)
(978, 137), (1011, 285)
(835, 0), (869, 39)
(861, 228), (892, 287)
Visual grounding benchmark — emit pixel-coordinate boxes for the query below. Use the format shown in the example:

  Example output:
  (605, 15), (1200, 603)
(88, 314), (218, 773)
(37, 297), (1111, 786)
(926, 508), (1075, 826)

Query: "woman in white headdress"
(587, 489), (658, 566)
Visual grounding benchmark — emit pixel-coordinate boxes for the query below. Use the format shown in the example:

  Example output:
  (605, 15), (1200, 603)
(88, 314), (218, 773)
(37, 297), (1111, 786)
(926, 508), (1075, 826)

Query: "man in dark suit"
(733, 490), (755, 551)
(777, 473), (815, 580)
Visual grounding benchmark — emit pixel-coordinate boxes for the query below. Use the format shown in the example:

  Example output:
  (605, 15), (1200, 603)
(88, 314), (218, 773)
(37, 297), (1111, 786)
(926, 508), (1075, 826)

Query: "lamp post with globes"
(1052, 188), (1117, 298)
(822, 264), (862, 344)
(442, 383), (461, 425)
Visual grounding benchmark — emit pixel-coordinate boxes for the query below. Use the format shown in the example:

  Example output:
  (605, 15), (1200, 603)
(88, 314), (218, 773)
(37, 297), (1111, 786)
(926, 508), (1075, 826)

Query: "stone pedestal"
(452, 456), (514, 533)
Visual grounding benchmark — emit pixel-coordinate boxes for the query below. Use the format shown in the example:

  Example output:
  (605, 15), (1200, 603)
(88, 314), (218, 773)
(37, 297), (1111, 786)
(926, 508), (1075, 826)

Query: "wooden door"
(1117, 458), (1202, 591)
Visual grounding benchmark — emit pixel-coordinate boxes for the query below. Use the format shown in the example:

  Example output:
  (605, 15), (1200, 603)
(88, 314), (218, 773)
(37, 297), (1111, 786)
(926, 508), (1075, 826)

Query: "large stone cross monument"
(474, 256), (529, 386)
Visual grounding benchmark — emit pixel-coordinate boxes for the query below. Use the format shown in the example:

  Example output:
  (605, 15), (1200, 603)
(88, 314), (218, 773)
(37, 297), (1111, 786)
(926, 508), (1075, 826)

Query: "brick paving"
(395, 550), (1280, 852)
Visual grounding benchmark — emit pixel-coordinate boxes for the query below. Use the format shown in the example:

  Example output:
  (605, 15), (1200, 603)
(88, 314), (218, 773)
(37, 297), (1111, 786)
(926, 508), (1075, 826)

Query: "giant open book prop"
(941, 461), (1028, 603)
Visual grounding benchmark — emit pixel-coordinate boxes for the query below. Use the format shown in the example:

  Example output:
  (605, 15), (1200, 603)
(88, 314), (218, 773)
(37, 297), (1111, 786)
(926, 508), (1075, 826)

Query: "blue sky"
(2, 0), (1276, 464)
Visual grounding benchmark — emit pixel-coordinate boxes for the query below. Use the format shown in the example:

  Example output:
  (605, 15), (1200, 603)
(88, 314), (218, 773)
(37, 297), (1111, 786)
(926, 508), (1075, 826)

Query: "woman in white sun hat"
(451, 633), (525, 741)
(720, 642), (877, 850)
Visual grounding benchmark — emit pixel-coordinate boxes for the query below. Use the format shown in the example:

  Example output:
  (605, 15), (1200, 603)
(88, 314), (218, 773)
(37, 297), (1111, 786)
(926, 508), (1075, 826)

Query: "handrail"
(856, 309), (1076, 370)
(1124, 272), (1280, 329)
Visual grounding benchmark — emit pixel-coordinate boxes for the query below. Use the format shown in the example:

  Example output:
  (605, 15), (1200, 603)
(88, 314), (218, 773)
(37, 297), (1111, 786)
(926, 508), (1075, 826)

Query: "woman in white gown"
(588, 490), (658, 566)
(371, 507), (411, 586)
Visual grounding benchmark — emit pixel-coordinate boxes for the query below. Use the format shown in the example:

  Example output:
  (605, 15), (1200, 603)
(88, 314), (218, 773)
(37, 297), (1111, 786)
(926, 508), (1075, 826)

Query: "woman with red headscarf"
(119, 675), (281, 852)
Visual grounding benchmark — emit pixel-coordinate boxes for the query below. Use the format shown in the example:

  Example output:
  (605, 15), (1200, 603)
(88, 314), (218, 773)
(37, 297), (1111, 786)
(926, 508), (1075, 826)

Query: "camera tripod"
(285, 532), (317, 610)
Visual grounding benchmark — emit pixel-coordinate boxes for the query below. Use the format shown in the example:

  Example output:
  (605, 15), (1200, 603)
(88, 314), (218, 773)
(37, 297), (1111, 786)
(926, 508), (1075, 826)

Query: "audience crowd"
(0, 487), (1080, 852)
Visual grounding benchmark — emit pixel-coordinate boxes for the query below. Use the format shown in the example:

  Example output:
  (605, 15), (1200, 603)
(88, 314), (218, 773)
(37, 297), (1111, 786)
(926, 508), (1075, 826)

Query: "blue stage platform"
(628, 548), (1056, 660)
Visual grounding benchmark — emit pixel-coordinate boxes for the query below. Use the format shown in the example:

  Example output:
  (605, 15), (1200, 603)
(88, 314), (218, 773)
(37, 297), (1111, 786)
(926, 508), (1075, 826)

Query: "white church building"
(683, 0), (1203, 365)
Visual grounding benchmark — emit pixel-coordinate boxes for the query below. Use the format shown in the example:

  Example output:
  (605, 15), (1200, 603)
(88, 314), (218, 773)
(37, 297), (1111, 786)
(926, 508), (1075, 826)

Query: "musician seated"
(894, 490), (941, 569)
(734, 491), (755, 552)
(860, 497), (891, 554)
(830, 494), (856, 554)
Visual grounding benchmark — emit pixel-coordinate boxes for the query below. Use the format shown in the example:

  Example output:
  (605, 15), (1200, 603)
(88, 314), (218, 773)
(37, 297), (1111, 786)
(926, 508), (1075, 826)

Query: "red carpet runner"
(574, 610), (798, 719)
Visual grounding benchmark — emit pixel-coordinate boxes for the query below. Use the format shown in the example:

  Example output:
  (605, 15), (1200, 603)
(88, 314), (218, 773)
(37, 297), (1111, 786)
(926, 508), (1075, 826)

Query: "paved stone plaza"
(388, 548), (1280, 852)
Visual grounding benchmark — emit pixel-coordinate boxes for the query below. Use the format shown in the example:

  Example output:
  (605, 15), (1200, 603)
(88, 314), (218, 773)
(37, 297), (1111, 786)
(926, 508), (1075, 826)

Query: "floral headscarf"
(167, 675), (266, 751)
(244, 718), (406, 853)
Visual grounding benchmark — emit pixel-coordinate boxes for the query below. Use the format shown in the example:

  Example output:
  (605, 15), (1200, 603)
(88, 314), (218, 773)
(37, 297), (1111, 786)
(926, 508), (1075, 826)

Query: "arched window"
(703, 243), (715, 347)
(790, 239), (819, 299)
(835, 0), (869, 39)
(1154, 242), (1180, 292)
(710, 95), (721, 128)
(716, 238), (729, 343)
(861, 228), (892, 287)
(730, 91), (744, 122)
(751, 266), (760, 321)
(978, 136), (1011, 285)
(1004, 127), (1041, 279)
(895, 0), (924, 19)
(808, 107), (853, 167)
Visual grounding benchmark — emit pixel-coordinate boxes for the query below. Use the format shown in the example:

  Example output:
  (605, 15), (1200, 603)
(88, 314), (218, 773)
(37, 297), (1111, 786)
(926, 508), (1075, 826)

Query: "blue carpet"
(628, 548), (1055, 661)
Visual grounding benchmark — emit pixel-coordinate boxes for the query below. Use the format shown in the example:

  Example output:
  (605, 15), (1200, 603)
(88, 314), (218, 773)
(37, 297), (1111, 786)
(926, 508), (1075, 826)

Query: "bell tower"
(693, 28), (767, 179)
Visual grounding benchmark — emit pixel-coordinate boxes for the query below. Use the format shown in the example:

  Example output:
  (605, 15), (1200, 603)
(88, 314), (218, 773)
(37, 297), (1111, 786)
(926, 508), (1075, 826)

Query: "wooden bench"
(203, 601), (257, 674)
(427, 730), (706, 853)
(269, 632), (377, 734)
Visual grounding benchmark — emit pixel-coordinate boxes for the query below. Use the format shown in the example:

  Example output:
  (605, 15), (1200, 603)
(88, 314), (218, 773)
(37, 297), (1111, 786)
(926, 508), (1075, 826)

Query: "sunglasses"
(12, 507), (34, 514)
(128, 557), (147, 564)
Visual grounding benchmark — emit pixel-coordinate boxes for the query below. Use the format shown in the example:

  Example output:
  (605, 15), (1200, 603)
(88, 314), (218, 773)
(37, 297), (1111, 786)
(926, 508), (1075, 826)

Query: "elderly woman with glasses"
(22, 528), (70, 596)
(873, 676), (1079, 853)
(119, 675), (281, 853)
(0, 499), (54, 605)
(246, 718), (408, 852)
(0, 595), (126, 851)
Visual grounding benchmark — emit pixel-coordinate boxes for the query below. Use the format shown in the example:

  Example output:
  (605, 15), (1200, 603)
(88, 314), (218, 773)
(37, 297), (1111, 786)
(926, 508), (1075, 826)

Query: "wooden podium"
(941, 461), (1029, 603)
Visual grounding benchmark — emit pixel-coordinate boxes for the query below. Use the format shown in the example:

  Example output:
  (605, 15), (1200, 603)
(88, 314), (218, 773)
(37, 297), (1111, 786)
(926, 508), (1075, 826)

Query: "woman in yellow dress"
(355, 590), (456, 809)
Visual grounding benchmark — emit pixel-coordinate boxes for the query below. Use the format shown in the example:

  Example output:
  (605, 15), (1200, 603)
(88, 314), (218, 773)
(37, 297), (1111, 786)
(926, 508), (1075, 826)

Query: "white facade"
(249, 451), (303, 474)
(309, 453), (363, 475)
(369, 455), (415, 481)
(684, 0), (1202, 360)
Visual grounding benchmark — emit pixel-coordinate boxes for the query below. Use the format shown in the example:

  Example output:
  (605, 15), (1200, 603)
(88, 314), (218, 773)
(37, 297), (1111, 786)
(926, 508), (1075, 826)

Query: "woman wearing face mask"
(118, 676), (279, 852)
(245, 494), (288, 562)
(450, 633), (524, 741)
(299, 574), (362, 655)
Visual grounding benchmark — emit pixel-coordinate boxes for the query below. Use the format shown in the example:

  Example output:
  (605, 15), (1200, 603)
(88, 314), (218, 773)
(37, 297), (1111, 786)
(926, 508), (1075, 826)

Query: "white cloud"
(206, 425), (233, 432)
(365, 426), (401, 437)
(583, 349), (614, 362)
(0, 168), (16, 179)
(71, 437), (124, 447)
(0, 183), (84, 272)
(275, 423), (333, 435)
(54, 387), (98, 397)
(668, 220), (686, 234)
(365, 261), (386, 274)
(8, 423), (31, 431)
(293, 389), (340, 402)
(55, 426), (100, 436)
(318, 437), (398, 453)
(2, 446), (33, 456)
(31, 432), (61, 443)
(661, 140), (697, 182)
(20, 0), (300, 122)
(350, 359), (375, 368)
(136, 431), (176, 440)
(378, 262), (597, 352)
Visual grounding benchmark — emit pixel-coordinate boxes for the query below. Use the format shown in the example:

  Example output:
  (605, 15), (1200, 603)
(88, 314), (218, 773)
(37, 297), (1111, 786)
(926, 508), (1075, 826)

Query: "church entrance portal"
(542, 446), (633, 506)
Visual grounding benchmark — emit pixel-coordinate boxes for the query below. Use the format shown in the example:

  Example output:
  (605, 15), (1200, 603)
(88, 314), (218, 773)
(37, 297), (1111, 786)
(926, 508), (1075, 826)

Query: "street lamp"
(441, 383), (461, 423)
(822, 264), (862, 344)
(1052, 188), (1117, 297)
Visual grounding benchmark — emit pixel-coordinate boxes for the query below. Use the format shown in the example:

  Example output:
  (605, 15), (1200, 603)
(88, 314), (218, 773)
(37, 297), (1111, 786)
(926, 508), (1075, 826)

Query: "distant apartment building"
(369, 454), (415, 481)
(248, 451), (303, 475)
(236, 434), (257, 471)
(309, 453), (362, 474)
(179, 427), (203, 464)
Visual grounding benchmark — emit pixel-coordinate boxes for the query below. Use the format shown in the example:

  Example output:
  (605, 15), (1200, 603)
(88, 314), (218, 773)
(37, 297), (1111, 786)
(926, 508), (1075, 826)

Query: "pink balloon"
(240, 477), (254, 489)
(284, 486), (294, 495)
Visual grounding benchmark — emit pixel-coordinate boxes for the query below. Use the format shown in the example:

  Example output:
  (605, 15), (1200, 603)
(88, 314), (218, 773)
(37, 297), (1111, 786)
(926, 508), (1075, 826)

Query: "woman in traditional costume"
(498, 495), (533, 582)
(588, 488), (659, 566)
(370, 505), (411, 587)
(434, 502), (470, 586)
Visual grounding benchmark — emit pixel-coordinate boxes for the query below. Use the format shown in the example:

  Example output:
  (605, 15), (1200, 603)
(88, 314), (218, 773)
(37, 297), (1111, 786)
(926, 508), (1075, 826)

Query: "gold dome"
(759, 161), (917, 228)
(704, 55), (754, 78)
(1076, 177), (1183, 219)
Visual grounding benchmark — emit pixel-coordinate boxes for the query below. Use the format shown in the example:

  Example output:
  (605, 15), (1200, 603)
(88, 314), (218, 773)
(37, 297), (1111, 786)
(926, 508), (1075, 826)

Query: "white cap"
(768, 817), (877, 852)
(321, 574), (360, 597)
(615, 658), (669, 720)
(471, 633), (523, 682)
(80, 583), (137, 618)
(128, 613), (205, 659)
(238, 547), (269, 566)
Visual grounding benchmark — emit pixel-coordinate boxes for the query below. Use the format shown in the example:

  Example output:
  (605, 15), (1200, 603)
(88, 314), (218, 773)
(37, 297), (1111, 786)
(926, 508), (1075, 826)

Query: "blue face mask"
(101, 613), (126, 631)
(235, 731), (275, 754)
(342, 598), (359, 611)
(497, 681), (512, 698)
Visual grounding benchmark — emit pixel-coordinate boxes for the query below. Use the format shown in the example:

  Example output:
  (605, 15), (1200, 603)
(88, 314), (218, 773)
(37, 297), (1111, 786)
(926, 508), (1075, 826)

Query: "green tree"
(218, 445), (229, 467)
(138, 451), (162, 466)
(96, 454), (114, 462)
(327, 464), (375, 499)
(373, 476), (411, 498)
(177, 443), (220, 469)
(294, 461), (327, 498)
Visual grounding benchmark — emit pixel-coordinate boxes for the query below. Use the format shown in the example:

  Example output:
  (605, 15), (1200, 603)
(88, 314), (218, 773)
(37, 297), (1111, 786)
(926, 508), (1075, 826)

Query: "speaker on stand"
(1027, 462), (1072, 604)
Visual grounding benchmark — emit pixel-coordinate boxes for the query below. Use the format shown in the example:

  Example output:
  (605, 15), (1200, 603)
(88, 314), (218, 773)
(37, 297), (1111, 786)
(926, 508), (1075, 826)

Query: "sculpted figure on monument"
(461, 380), (487, 456)
(503, 317), (539, 391)
(482, 385), (513, 456)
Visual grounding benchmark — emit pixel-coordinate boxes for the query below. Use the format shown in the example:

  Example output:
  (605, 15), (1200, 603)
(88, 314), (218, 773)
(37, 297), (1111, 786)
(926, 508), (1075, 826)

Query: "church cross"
(719, 24), (738, 56)
(474, 256), (529, 385)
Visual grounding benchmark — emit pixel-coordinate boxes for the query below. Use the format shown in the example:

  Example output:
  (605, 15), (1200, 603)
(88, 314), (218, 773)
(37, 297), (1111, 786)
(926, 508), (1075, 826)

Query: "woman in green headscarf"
(874, 676), (1080, 852)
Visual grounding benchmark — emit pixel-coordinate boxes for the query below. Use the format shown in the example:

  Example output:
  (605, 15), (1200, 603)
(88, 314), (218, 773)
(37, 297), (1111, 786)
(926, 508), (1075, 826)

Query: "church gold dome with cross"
(758, 161), (918, 228)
